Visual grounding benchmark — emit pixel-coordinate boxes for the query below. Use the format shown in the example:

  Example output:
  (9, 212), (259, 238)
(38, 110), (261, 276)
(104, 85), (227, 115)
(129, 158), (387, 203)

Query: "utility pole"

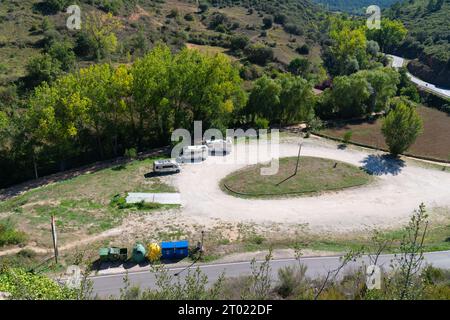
(51, 215), (59, 264)
(294, 143), (302, 175)
(276, 143), (303, 186)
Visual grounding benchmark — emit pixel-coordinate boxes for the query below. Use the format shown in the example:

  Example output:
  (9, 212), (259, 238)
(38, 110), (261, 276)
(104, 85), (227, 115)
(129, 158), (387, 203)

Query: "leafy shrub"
(0, 63), (7, 74)
(262, 16), (273, 29)
(274, 13), (287, 25)
(110, 194), (161, 211)
(284, 23), (303, 36)
(124, 148), (137, 159)
(0, 219), (27, 247)
(343, 131), (353, 144)
(100, 0), (123, 15)
(199, 3), (209, 13)
(296, 44), (310, 55)
(0, 267), (78, 299)
(110, 194), (132, 209)
(184, 13), (194, 21)
(244, 45), (274, 65)
(254, 117), (269, 130)
(230, 35), (249, 51)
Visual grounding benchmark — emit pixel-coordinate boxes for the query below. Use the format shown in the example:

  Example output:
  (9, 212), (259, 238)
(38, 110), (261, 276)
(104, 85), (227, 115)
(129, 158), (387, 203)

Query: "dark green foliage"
(230, 35), (249, 51)
(296, 44), (310, 55)
(47, 42), (76, 72)
(25, 54), (61, 87)
(262, 16), (273, 29)
(244, 45), (274, 65)
(313, 0), (398, 14)
(288, 58), (310, 77)
(382, 99), (423, 155)
(0, 219), (27, 247)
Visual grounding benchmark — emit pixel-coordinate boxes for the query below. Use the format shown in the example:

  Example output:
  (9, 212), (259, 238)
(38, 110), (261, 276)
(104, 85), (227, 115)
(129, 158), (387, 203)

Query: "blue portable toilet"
(161, 240), (189, 260)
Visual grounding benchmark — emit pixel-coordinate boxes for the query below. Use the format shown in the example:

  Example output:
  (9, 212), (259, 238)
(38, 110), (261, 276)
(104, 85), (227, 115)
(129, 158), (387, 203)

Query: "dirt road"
(173, 136), (450, 233)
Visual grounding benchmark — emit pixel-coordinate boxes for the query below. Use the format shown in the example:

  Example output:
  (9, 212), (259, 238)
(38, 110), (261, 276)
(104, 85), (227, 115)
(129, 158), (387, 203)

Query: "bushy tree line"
(317, 67), (400, 119)
(244, 74), (315, 126)
(0, 45), (246, 187)
(323, 17), (407, 77)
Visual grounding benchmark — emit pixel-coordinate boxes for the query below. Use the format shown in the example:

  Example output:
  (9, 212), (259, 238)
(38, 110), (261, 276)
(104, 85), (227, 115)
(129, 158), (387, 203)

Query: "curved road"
(90, 250), (450, 297)
(388, 54), (450, 98)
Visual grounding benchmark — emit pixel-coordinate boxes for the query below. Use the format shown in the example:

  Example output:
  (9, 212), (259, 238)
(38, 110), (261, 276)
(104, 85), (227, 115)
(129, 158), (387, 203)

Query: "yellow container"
(147, 243), (162, 262)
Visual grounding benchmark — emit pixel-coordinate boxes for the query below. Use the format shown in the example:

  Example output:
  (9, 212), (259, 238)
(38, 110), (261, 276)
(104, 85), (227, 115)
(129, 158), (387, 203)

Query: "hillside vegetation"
(385, 0), (450, 87)
(313, 0), (398, 14)
(0, 0), (326, 88)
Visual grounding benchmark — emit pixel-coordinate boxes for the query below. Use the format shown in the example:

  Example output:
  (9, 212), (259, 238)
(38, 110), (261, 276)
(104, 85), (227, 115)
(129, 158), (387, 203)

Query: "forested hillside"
(385, 0), (450, 87)
(313, 0), (398, 14)
(0, 0), (330, 187)
(0, 0), (445, 189)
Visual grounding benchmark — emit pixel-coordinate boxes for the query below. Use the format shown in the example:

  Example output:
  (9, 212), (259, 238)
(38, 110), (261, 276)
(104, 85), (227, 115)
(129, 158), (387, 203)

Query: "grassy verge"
(214, 220), (450, 257)
(0, 156), (178, 248)
(221, 156), (373, 198)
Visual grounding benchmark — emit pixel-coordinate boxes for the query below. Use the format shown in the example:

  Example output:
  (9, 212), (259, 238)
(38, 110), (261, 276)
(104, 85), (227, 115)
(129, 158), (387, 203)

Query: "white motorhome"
(181, 145), (208, 162)
(205, 137), (233, 154)
(153, 159), (181, 173)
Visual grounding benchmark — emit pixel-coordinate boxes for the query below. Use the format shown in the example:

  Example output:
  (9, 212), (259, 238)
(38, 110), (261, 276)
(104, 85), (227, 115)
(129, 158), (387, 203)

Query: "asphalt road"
(90, 250), (450, 297)
(388, 54), (450, 98)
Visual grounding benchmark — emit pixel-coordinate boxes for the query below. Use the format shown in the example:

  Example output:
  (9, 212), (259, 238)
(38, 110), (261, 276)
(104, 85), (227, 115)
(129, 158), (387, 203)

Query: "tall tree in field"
(246, 76), (281, 123)
(325, 19), (367, 75)
(356, 68), (400, 114)
(326, 74), (371, 118)
(27, 80), (90, 170)
(366, 19), (407, 52)
(83, 12), (121, 60)
(278, 74), (315, 125)
(381, 101), (423, 156)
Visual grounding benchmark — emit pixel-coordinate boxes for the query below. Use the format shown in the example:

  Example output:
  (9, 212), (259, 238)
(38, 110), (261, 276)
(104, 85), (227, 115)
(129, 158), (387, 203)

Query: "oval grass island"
(220, 156), (374, 198)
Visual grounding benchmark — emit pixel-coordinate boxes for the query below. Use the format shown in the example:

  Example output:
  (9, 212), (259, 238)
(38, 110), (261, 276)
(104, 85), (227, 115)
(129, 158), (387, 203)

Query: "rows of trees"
(0, 45), (246, 186)
(317, 67), (400, 118)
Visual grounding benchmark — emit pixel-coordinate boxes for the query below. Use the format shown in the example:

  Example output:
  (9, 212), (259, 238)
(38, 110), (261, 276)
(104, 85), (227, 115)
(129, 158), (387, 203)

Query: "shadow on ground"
(91, 258), (187, 271)
(360, 154), (405, 176)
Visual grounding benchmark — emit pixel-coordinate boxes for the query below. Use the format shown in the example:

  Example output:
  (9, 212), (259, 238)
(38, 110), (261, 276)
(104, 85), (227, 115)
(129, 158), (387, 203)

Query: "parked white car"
(205, 137), (233, 154)
(153, 159), (181, 173)
(181, 145), (208, 162)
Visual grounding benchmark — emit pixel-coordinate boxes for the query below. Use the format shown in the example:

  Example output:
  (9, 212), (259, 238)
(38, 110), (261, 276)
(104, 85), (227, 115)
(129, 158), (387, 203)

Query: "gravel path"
(173, 137), (450, 233)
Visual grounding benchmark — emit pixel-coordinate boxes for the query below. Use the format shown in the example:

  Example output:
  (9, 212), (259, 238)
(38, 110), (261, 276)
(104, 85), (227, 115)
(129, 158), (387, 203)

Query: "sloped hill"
(313, 0), (398, 14)
(385, 0), (450, 87)
(0, 0), (327, 88)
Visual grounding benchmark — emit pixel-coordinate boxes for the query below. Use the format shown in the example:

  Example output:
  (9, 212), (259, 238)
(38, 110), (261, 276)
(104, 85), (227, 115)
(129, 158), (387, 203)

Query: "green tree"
(43, 0), (67, 13)
(325, 74), (371, 118)
(381, 101), (423, 155)
(356, 67), (400, 113)
(278, 74), (315, 125)
(288, 58), (310, 77)
(244, 45), (274, 65)
(325, 19), (368, 75)
(25, 54), (62, 87)
(230, 35), (249, 51)
(47, 41), (76, 72)
(246, 76), (281, 123)
(262, 16), (273, 29)
(83, 12), (121, 60)
(366, 19), (407, 52)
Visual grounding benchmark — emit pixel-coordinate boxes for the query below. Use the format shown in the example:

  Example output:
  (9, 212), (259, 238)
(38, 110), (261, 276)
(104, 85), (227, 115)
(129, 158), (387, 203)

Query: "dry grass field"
(321, 106), (450, 161)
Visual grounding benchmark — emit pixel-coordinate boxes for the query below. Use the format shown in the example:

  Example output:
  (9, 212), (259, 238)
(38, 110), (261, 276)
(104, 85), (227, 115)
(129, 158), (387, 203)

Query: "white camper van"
(205, 137), (233, 154)
(181, 145), (208, 162)
(153, 159), (181, 173)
